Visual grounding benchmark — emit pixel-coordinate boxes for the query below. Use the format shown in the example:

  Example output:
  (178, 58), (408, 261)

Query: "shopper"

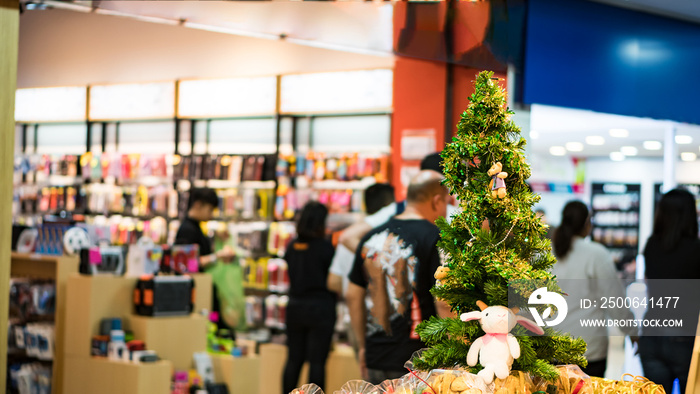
(420, 151), (459, 222)
(551, 201), (637, 378)
(327, 183), (397, 296)
(346, 170), (452, 384)
(640, 188), (700, 394)
(174, 188), (236, 331)
(282, 201), (337, 394)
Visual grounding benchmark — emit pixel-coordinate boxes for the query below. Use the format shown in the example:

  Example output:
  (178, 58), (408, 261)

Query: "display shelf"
(129, 314), (207, 371)
(259, 343), (361, 394)
(211, 354), (261, 393)
(590, 208), (640, 213)
(244, 287), (288, 297)
(63, 274), (138, 359)
(7, 348), (54, 363)
(590, 183), (641, 268)
(8, 253), (79, 394)
(63, 356), (172, 394)
(589, 224), (640, 229)
(309, 179), (375, 190)
(62, 274), (213, 392)
(64, 274), (212, 359)
(192, 179), (276, 189)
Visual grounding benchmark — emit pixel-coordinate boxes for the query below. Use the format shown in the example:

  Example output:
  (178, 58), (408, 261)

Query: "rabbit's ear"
(516, 315), (544, 335)
(460, 311), (482, 322)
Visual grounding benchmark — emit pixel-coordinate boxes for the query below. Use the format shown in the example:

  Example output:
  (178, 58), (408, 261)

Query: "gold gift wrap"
(493, 371), (535, 394)
(589, 374), (666, 394)
(421, 369), (488, 394)
(294, 367), (666, 394)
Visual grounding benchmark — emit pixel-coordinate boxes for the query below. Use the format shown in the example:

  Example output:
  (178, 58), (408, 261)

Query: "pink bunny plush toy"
(460, 300), (544, 384)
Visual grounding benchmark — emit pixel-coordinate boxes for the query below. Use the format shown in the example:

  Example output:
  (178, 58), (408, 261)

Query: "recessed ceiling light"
(549, 146), (567, 156)
(681, 152), (697, 162)
(530, 130), (540, 139)
(586, 136), (605, 145)
(565, 142), (584, 152)
(643, 140), (662, 150)
(620, 146), (638, 156)
(676, 135), (693, 144)
(610, 152), (625, 161)
(609, 128), (629, 138)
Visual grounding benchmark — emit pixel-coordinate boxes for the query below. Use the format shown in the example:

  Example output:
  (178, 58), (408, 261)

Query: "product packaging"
(291, 383), (324, 394)
(589, 374), (666, 394)
(334, 380), (378, 394)
(421, 369), (488, 394)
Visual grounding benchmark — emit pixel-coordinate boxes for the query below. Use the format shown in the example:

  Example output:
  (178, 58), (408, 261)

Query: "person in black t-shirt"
(641, 188), (700, 394)
(174, 188), (236, 329)
(347, 171), (453, 384)
(282, 201), (337, 394)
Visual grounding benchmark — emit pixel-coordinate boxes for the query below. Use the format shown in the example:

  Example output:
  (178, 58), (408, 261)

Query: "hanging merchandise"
(161, 244), (200, 274)
(274, 151), (390, 219)
(79, 246), (126, 275)
(263, 294), (288, 330)
(267, 222), (296, 257)
(125, 237), (163, 277)
(267, 258), (289, 293)
(62, 227), (91, 256)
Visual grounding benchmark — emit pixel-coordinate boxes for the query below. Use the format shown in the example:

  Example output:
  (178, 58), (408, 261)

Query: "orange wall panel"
(391, 57), (447, 199)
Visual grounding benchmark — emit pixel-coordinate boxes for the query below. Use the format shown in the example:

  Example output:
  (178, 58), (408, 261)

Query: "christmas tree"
(413, 71), (587, 380)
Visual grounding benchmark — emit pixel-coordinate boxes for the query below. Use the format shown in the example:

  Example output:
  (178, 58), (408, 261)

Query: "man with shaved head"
(347, 170), (453, 384)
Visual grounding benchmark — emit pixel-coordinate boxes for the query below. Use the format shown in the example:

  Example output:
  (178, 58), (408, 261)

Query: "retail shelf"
(309, 178), (375, 190)
(45, 175), (83, 187)
(7, 348), (54, 363)
(9, 253), (79, 394)
(188, 179), (276, 189)
(591, 208), (640, 213)
(84, 212), (174, 221)
(597, 243), (638, 250)
(111, 176), (173, 187)
(244, 287), (288, 297)
(210, 217), (273, 223)
(591, 224), (640, 229)
(18, 176), (176, 188)
(63, 357), (172, 394)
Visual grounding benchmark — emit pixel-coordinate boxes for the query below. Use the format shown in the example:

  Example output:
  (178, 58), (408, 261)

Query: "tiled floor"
(605, 335), (625, 379)
(605, 327), (644, 380)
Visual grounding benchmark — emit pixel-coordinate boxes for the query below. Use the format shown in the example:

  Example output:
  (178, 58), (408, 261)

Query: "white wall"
(17, 9), (394, 88)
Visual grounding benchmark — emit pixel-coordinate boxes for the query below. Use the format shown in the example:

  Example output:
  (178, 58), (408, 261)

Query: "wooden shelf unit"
(8, 252), (79, 394)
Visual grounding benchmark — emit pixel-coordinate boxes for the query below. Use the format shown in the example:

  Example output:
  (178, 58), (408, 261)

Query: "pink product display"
(267, 259), (290, 293)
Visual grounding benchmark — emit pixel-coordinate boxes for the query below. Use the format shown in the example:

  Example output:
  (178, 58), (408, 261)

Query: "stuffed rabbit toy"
(460, 300), (544, 384)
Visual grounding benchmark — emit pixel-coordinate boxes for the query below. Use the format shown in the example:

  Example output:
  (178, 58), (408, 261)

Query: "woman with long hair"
(640, 188), (700, 393)
(282, 202), (337, 393)
(551, 201), (637, 378)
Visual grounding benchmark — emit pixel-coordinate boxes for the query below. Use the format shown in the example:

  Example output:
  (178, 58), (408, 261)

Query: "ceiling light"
(565, 142), (584, 152)
(610, 152), (625, 161)
(675, 135), (693, 144)
(620, 146), (638, 156)
(609, 128), (629, 138)
(549, 146), (567, 156)
(681, 152), (697, 162)
(586, 136), (605, 145)
(643, 140), (662, 150)
(530, 130), (540, 139)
